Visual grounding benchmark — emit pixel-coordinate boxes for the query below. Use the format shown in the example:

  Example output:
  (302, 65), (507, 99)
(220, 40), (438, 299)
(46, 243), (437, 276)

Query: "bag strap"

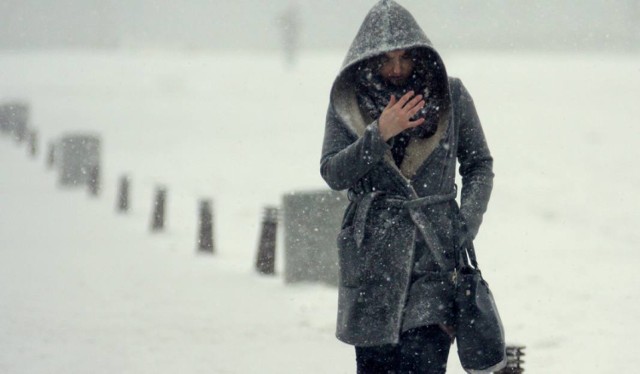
(460, 240), (480, 270)
(455, 217), (481, 271)
(452, 196), (484, 272)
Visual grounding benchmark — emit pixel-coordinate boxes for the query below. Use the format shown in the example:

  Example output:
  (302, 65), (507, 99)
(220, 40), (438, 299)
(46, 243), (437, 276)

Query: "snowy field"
(1, 49), (639, 373)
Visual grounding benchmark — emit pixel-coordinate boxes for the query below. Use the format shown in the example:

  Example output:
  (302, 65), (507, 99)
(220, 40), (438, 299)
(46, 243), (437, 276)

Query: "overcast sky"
(1, 0), (638, 51)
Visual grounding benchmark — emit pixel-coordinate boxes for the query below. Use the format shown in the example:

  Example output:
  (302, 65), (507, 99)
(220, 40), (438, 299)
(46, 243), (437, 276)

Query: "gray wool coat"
(320, 0), (494, 347)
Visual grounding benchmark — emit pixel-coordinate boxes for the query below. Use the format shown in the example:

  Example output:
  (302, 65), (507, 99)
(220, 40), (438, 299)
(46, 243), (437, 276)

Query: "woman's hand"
(378, 91), (426, 141)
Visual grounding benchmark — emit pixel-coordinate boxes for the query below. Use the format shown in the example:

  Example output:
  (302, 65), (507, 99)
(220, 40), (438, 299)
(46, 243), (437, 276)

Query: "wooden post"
(28, 130), (37, 158)
(197, 199), (214, 253)
(151, 187), (167, 232)
(117, 175), (130, 213)
(87, 164), (100, 196)
(256, 206), (278, 275)
(46, 142), (55, 169)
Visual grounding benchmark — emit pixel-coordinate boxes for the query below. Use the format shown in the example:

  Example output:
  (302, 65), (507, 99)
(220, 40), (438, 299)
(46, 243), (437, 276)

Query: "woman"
(320, 1), (495, 373)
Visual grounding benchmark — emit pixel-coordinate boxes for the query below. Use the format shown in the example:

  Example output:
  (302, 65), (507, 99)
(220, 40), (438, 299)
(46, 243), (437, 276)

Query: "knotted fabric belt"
(351, 187), (457, 269)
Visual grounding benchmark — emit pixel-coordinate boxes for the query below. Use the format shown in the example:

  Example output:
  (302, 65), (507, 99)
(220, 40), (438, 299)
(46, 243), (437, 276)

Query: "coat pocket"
(336, 226), (363, 288)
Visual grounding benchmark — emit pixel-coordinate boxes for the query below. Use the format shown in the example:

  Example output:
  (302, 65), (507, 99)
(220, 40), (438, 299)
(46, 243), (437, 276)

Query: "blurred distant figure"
(278, 3), (300, 68)
(320, 1), (498, 372)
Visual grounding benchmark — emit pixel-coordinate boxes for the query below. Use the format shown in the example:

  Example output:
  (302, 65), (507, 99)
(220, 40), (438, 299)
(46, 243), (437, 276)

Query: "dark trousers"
(355, 325), (452, 374)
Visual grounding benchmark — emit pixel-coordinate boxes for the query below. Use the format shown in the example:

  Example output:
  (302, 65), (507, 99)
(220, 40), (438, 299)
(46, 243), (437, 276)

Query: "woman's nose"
(392, 61), (402, 74)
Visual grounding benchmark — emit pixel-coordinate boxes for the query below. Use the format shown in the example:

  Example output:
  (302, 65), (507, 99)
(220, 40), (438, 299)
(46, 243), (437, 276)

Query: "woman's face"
(378, 49), (415, 86)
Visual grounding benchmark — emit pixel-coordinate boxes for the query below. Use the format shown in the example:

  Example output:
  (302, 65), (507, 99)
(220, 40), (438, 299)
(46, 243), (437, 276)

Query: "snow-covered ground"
(1, 49), (639, 373)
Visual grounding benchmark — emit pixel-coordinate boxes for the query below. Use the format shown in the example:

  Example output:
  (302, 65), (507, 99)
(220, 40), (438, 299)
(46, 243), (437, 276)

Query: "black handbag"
(455, 240), (506, 373)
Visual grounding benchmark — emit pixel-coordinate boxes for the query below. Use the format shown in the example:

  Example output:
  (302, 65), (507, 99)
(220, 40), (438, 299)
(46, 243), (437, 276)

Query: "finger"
(395, 90), (415, 108)
(407, 117), (426, 128)
(386, 95), (397, 108)
(407, 100), (425, 117)
(403, 95), (423, 111)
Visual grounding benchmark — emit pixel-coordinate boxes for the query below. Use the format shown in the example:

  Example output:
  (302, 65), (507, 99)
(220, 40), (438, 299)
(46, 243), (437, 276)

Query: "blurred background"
(1, 0), (638, 52)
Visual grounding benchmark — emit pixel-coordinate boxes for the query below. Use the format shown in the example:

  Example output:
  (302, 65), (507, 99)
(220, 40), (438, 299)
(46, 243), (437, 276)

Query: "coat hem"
(335, 332), (400, 347)
(463, 357), (507, 374)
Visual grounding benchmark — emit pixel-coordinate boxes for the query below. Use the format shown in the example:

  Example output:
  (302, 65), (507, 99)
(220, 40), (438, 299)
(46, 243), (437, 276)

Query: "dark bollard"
(197, 199), (214, 253)
(151, 187), (167, 232)
(28, 130), (38, 158)
(495, 345), (526, 373)
(256, 206), (278, 275)
(88, 164), (100, 196)
(46, 142), (55, 169)
(117, 175), (130, 213)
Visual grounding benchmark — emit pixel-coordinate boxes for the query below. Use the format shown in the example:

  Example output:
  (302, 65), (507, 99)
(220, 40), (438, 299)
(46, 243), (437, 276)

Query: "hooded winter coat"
(320, 0), (494, 347)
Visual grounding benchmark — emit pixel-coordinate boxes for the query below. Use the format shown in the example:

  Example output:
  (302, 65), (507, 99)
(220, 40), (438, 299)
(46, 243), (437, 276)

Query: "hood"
(330, 0), (452, 179)
(340, 0), (435, 75)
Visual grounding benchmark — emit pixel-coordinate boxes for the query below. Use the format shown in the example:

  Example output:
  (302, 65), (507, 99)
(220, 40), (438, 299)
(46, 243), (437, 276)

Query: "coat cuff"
(365, 120), (391, 161)
(459, 209), (481, 241)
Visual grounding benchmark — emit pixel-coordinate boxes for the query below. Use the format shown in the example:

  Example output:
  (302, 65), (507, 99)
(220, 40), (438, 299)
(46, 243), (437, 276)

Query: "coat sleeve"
(454, 79), (494, 240)
(320, 103), (390, 191)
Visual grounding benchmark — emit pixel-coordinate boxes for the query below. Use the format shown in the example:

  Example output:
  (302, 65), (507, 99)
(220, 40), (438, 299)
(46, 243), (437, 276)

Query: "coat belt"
(351, 187), (457, 269)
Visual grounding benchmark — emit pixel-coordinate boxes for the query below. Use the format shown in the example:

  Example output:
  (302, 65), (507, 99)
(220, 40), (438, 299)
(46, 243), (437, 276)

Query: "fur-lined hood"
(330, 0), (452, 179)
